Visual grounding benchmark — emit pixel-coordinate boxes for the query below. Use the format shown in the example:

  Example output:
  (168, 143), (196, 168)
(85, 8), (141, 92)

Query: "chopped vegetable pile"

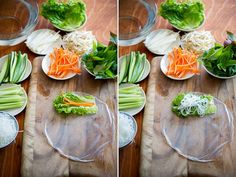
(199, 31), (236, 77)
(119, 51), (148, 84)
(82, 34), (117, 79)
(0, 51), (28, 84)
(119, 84), (145, 111)
(47, 48), (81, 78)
(0, 84), (26, 111)
(181, 31), (215, 55)
(63, 30), (96, 55)
(172, 93), (217, 118)
(159, 0), (205, 30)
(41, 0), (86, 30)
(144, 29), (180, 54)
(166, 48), (200, 78)
(53, 92), (98, 115)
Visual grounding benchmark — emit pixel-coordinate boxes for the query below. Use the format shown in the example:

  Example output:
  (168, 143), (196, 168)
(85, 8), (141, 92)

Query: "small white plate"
(119, 84), (146, 116)
(160, 54), (195, 80)
(203, 65), (236, 79)
(0, 112), (19, 148)
(144, 29), (181, 55)
(53, 15), (87, 32)
(119, 54), (150, 83)
(42, 53), (79, 80)
(26, 29), (62, 55)
(0, 84), (28, 116)
(0, 55), (32, 83)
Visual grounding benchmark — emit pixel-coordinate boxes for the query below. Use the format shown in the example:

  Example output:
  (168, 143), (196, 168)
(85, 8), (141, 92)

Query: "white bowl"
(144, 29), (181, 55)
(53, 15), (87, 32)
(171, 15), (205, 32)
(119, 84), (146, 116)
(160, 54), (195, 80)
(42, 53), (79, 80)
(119, 112), (137, 148)
(0, 55), (32, 83)
(0, 112), (19, 148)
(203, 65), (236, 79)
(119, 54), (150, 83)
(0, 84), (27, 116)
(26, 29), (62, 55)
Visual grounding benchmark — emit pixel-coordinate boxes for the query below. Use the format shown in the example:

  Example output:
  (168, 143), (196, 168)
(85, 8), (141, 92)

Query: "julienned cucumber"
(0, 51), (28, 84)
(119, 51), (147, 84)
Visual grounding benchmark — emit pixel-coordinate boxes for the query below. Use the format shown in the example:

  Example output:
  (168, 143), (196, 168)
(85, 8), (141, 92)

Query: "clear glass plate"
(44, 92), (115, 162)
(161, 92), (234, 162)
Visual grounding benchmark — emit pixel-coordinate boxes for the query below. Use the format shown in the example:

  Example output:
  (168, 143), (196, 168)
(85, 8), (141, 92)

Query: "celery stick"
(0, 96), (24, 103)
(119, 97), (144, 103)
(0, 102), (24, 110)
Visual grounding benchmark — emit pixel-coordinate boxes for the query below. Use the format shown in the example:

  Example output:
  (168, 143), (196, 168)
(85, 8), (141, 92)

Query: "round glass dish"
(44, 92), (115, 162)
(0, 0), (38, 46)
(161, 92), (234, 162)
(119, 0), (157, 46)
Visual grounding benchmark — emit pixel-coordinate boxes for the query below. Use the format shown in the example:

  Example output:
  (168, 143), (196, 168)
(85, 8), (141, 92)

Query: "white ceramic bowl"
(53, 15), (87, 32)
(0, 112), (19, 148)
(171, 15), (205, 32)
(203, 65), (236, 79)
(119, 112), (137, 148)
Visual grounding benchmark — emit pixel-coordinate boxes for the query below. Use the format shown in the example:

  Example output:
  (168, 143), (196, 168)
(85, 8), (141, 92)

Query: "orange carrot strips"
(47, 48), (81, 78)
(166, 48), (200, 78)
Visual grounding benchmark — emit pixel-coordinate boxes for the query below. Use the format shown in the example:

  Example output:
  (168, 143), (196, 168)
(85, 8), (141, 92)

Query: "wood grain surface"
(21, 58), (117, 177)
(119, 0), (236, 177)
(0, 0), (117, 177)
(140, 58), (236, 177)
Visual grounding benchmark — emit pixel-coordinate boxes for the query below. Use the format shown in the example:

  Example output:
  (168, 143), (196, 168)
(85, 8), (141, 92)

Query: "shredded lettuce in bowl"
(159, 0), (205, 30)
(41, 0), (86, 31)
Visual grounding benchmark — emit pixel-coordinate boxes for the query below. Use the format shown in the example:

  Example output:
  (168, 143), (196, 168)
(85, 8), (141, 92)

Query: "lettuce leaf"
(172, 93), (216, 118)
(53, 92), (98, 115)
(41, 0), (86, 30)
(159, 0), (205, 30)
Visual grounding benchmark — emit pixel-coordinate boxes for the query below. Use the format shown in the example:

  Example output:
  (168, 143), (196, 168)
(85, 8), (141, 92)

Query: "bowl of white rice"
(119, 112), (137, 148)
(0, 112), (19, 148)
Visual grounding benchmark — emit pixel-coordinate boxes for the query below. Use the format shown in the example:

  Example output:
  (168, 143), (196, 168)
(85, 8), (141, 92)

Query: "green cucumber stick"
(130, 52), (144, 83)
(0, 57), (10, 84)
(119, 55), (129, 84)
(128, 52), (136, 82)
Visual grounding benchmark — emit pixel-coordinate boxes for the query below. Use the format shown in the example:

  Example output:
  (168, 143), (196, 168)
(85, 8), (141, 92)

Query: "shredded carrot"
(63, 97), (95, 107)
(166, 47), (200, 78)
(47, 48), (81, 78)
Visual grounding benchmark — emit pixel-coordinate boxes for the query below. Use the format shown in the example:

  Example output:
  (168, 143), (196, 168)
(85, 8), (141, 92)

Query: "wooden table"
(0, 1), (117, 177)
(119, 0), (236, 177)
